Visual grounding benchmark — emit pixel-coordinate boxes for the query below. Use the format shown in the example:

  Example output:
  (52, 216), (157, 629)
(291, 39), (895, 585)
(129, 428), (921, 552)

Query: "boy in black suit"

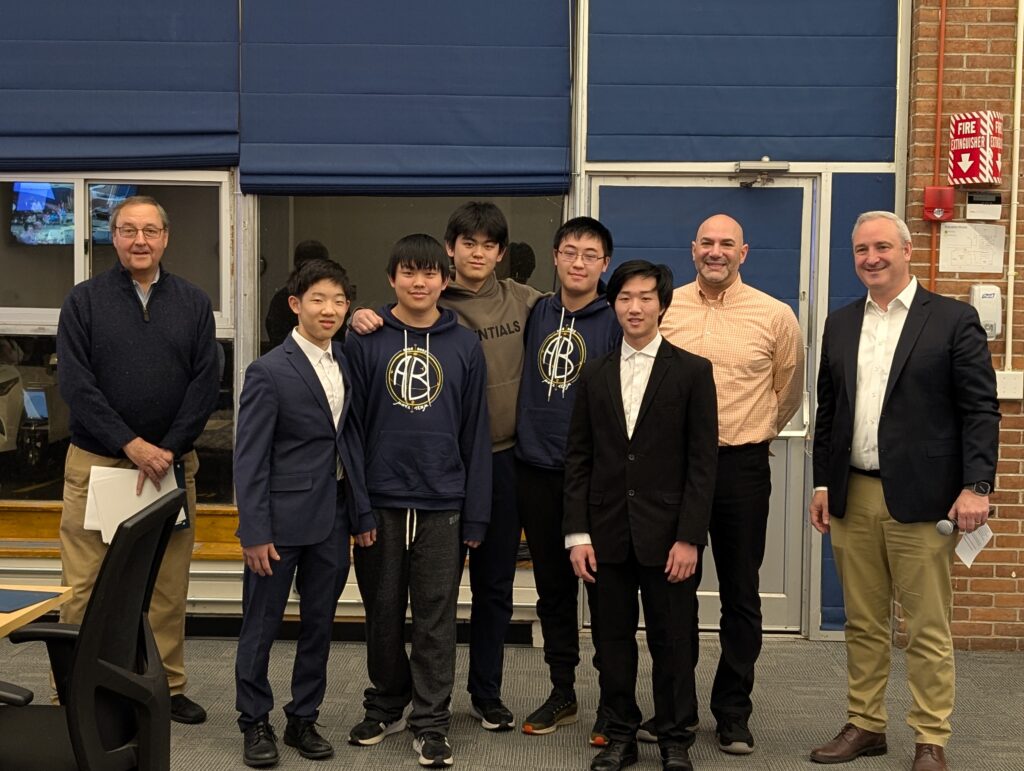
(563, 261), (718, 771)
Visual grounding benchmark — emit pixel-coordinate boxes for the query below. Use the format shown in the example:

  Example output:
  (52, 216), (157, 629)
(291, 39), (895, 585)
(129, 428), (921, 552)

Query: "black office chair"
(0, 488), (186, 771)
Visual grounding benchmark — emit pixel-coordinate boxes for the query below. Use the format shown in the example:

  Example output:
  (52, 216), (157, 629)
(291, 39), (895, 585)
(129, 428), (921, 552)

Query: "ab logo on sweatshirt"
(387, 346), (443, 411)
(538, 326), (587, 398)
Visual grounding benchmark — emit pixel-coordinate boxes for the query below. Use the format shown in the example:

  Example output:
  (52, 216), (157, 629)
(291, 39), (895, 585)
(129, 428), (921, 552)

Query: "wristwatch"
(965, 481), (992, 495)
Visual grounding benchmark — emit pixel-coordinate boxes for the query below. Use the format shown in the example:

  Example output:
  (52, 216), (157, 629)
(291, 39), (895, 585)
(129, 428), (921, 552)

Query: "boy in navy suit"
(234, 259), (372, 768)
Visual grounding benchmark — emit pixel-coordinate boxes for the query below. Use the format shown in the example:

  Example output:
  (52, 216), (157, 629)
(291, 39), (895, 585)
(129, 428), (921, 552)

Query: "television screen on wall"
(89, 184), (139, 244)
(9, 182), (75, 246)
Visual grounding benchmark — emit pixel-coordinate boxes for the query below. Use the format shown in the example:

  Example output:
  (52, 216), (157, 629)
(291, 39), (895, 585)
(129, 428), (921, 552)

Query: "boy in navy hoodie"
(515, 218), (622, 743)
(344, 234), (491, 768)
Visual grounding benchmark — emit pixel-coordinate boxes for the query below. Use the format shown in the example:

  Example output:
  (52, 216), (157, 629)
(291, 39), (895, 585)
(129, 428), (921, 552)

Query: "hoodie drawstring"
(404, 507), (418, 550)
(402, 328), (433, 408)
(546, 307), (576, 402)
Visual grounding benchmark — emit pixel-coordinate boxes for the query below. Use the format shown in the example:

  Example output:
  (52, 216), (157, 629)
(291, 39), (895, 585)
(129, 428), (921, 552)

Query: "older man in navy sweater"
(56, 195), (219, 724)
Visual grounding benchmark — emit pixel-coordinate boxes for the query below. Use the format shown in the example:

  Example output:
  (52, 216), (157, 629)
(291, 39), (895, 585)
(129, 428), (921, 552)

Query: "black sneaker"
(413, 731), (454, 767)
(242, 720), (279, 768)
(469, 697), (514, 731)
(522, 689), (578, 735)
(637, 717), (698, 743)
(284, 717), (333, 759)
(590, 712), (610, 747)
(348, 715), (407, 746)
(716, 715), (754, 755)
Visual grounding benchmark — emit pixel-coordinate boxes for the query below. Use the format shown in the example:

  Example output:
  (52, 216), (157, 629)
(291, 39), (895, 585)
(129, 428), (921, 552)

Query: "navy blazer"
(562, 339), (719, 567)
(234, 334), (371, 547)
(812, 286), (1000, 522)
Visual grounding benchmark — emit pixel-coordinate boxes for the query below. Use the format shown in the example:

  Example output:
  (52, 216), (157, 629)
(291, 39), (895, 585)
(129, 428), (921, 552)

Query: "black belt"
(850, 466), (881, 478)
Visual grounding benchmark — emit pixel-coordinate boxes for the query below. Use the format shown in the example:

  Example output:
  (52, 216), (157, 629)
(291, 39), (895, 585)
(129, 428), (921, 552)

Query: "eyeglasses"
(114, 225), (165, 240)
(557, 248), (605, 264)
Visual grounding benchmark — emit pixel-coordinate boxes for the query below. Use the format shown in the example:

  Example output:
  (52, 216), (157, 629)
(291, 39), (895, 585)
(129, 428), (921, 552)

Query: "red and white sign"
(948, 111), (1003, 186)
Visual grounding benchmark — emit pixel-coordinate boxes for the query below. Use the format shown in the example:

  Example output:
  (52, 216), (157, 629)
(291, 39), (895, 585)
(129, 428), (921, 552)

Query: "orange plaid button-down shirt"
(660, 275), (804, 447)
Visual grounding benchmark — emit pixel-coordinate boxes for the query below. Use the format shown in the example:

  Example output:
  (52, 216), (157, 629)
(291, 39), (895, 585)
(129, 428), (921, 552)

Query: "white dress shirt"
(851, 277), (917, 471)
(566, 333), (663, 548)
(291, 329), (345, 477)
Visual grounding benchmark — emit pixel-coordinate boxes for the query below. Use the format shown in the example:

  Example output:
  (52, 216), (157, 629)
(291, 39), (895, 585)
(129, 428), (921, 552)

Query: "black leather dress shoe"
(660, 744), (693, 770)
(243, 721), (279, 768)
(170, 693), (208, 724)
(591, 739), (639, 771)
(284, 717), (334, 760)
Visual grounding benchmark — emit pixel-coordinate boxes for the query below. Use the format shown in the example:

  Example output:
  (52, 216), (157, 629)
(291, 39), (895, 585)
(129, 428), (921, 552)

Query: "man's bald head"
(692, 213), (748, 298)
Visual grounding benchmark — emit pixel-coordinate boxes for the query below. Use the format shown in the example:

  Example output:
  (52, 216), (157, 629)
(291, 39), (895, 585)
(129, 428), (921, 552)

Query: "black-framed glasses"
(114, 225), (165, 240)
(557, 248), (605, 264)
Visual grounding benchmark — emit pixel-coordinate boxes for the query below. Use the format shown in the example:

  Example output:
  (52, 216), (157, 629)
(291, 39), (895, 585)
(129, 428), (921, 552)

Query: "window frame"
(0, 170), (234, 336)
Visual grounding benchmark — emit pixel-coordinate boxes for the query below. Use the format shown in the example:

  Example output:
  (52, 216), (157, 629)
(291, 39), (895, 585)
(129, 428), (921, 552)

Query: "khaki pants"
(59, 443), (198, 694)
(830, 473), (956, 746)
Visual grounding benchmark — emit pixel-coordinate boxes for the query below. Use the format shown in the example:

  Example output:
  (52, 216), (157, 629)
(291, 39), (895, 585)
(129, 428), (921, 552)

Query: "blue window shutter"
(239, 0), (571, 195)
(0, 2), (239, 171)
(588, 0), (897, 163)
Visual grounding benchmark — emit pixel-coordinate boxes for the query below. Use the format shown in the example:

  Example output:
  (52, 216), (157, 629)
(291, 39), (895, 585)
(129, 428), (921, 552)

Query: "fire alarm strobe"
(948, 111), (1003, 186)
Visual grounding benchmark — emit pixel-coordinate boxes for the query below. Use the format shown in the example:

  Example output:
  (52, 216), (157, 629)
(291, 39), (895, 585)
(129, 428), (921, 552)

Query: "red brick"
(951, 621), (993, 636)
(956, 592), (994, 607)
(994, 593), (1024, 608)
(970, 607), (1018, 622)
(969, 578), (1018, 592)
(993, 622), (1024, 637)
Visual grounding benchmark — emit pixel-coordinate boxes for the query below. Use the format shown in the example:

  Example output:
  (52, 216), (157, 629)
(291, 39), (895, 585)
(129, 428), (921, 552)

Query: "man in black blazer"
(564, 261), (718, 771)
(809, 212), (999, 771)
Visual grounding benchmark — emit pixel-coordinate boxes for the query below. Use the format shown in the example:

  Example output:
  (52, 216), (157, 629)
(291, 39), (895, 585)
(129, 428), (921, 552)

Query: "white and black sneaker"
(348, 715), (407, 746)
(413, 731), (454, 767)
(469, 697), (514, 731)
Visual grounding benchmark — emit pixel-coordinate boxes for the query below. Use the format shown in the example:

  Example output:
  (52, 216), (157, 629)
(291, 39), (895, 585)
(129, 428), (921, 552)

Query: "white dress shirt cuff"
(813, 486), (828, 492)
(565, 532), (592, 549)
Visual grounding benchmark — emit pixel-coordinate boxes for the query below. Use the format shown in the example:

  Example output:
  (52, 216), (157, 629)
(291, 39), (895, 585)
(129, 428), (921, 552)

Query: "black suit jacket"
(563, 338), (719, 567)
(812, 286), (1000, 522)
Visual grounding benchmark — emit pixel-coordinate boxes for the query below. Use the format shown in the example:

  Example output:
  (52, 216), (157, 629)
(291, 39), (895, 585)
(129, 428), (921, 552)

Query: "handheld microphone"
(936, 519), (957, 536)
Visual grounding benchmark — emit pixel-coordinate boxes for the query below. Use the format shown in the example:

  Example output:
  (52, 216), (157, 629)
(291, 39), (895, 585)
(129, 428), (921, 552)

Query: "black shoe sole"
(171, 711), (207, 725)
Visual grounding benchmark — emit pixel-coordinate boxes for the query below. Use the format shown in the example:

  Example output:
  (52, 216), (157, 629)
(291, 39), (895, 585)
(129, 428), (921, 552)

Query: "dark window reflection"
(0, 334), (234, 505)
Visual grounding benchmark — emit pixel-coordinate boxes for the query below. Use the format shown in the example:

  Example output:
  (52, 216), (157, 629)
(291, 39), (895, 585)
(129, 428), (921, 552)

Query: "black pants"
(460, 448), (520, 701)
(516, 460), (600, 696)
(595, 546), (697, 749)
(235, 496), (350, 730)
(354, 508), (462, 736)
(693, 442), (771, 724)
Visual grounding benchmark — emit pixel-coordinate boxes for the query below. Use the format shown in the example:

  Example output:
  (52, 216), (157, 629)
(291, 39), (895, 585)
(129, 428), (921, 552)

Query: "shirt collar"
(622, 332), (662, 360)
(696, 273), (744, 304)
(291, 327), (333, 365)
(131, 267), (161, 292)
(866, 275), (918, 314)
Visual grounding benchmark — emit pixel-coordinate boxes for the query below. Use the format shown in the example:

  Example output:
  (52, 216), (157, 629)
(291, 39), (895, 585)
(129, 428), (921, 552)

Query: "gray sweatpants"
(353, 507), (462, 736)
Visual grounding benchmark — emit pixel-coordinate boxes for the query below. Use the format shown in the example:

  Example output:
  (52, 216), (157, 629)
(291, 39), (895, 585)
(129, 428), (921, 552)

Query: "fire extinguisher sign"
(948, 110), (1003, 186)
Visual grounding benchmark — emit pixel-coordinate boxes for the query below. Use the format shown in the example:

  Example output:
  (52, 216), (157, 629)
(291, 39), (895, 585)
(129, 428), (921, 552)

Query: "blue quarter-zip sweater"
(343, 305), (492, 543)
(515, 292), (621, 470)
(57, 262), (219, 458)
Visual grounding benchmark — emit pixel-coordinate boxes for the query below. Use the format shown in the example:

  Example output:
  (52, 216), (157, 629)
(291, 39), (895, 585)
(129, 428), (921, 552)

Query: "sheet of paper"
(938, 222), (1005, 274)
(955, 523), (993, 568)
(85, 467), (183, 544)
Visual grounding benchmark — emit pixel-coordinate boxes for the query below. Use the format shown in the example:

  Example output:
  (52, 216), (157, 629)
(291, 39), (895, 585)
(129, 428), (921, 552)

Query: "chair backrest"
(65, 488), (185, 771)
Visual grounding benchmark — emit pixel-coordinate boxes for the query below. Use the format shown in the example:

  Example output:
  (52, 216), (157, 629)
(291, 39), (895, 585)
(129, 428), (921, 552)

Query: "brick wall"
(906, 0), (1024, 650)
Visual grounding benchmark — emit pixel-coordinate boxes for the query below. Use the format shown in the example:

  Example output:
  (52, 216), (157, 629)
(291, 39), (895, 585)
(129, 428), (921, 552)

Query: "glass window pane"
(258, 195), (562, 353)
(0, 181), (75, 308)
(0, 334), (234, 505)
(0, 335), (68, 499)
(194, 339), (234, 504)
(88, 183), (221, 311)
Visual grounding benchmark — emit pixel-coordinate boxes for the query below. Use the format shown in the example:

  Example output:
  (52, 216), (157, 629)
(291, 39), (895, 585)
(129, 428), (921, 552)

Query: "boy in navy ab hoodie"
(344, 234), (490, 768)
(515, 218), (622, 742)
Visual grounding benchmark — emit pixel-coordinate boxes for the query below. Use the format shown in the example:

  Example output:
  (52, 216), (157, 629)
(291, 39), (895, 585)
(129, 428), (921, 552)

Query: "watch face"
(973, 481), (992, 495)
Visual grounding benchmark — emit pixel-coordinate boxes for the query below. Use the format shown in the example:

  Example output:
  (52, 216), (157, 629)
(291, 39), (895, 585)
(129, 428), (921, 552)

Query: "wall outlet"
(996, 370), (1024, 400)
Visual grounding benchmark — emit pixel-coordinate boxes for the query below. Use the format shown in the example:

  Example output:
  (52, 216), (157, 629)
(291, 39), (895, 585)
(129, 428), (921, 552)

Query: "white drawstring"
(404, 507), (418, 550)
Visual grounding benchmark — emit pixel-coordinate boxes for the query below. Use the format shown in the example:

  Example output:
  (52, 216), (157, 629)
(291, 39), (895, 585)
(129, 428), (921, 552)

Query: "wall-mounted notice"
(938, 222), (1005, 274)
